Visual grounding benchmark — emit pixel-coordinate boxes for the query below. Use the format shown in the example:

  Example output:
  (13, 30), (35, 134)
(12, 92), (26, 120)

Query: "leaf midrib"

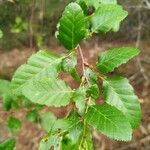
(99, 50), (137, 64)
(90, 106), (124, 133)
(104, 80), (128, 113)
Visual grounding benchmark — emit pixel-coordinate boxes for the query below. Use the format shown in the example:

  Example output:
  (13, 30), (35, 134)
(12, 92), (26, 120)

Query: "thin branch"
(29, 0), (35, 48)
(135, 0), (149, 83)
(77, 45), (92, 148)
(126, 6), (150, 10)
(40, 0), (45, 34)
(77, 45), (90, 85)
(84, 62), (105, 80)
(78, 45), (85, 75)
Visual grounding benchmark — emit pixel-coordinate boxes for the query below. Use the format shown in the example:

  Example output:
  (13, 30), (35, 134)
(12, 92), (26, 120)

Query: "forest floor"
(0, 38), (150, 150)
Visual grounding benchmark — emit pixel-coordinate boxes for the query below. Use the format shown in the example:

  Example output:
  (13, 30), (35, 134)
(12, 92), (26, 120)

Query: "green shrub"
(0, 0), (141, 149)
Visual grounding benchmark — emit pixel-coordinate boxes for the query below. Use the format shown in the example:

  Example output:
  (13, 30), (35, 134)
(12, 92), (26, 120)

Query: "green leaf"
(57, 112), (83, 149)
(77, 0), (117, 9)
(39, 135), (62, 150)
(64, 112), (83, 144)
(0, 79), (16, 111)
(85, 103), (132, 141)
(21, 97), (31, 108)
(103, 76), (141, 128)
(2, 94), (12, 111)
(11, 100), (19, 109)
(86, 128), (94, 150)
(82, 0), (120, 32)
(91, 4), (128, 33)
(73, 87), (86, 115)
(40, 112), (83, 150)
(0, 29), (3, 39)
(76, 0), (88, 15)
(0, 79), (10, 95)
(56, 112), (82, 136)
(62, 52), (80, 81)
(44, 114), (71, 132)
(40, 112), (57, 132)
(11, 50), (62, 95)
(78, 127), (94, 150)
(112, 22), (120, 32)
(56, 2), (87, 50)
(87, 84), (99, 100)
(96, 47), (140, 73)
(41, 111), (82, 135)
(85, 68), (97, 85)
(26, 109), (39, 123)
(61, 138), (79, 150)
(11, 17), (28, 33)
(22, 78), (73, 107)
(100, 0), (117, 4)
(6, 116), (22, 133)
(0, 138), (16, 150)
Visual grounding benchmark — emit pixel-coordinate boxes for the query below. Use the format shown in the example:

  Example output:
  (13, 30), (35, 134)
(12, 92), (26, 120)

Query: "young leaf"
(62, 52), (80, 81)
(85, 103), (132, 141)
(0, 138), (16, 150)
(96, 47), (140, 73)
(56, 2), (87, 50)
(73, 87), (86, 115)
(90, 4), (128, 33)
(87, 84), (99, 100)
(22, 78), (73, 107)
(85, 68), (97, 85)
(102, 76), (141, 128)
(11, 50), (62, 95)
(40, 112), (57, 132)
(6, 116), (22, 133)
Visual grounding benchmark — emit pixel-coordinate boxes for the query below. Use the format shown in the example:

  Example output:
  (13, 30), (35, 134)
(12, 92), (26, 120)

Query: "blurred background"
(0, 0), (150, 149)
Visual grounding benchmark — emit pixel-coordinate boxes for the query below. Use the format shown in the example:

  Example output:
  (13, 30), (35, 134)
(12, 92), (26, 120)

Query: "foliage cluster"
(0, 0), (141, 149)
